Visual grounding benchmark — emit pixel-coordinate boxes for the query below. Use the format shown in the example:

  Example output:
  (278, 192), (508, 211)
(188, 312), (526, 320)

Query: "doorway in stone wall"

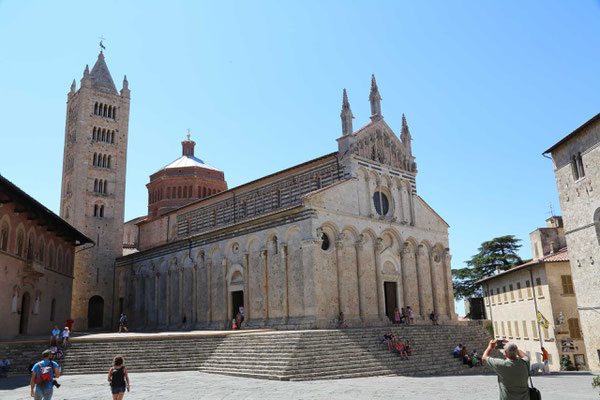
(384, 282), (397, 322)
(232, 290), (244, 319)
(19, 292), (31, 334)
(88, 295), (104, 329)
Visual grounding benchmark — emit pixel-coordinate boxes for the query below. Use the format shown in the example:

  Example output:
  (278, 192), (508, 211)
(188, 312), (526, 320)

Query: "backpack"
(36, 361), (53, 388)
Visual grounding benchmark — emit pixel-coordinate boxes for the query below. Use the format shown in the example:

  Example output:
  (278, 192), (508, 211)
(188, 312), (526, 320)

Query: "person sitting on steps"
(394, 339), (409, 360)
(404, 340), (412, 356)
(429, 310), (438, 325)
(337, 312), (347, 328)
(453, 344), (462, 358)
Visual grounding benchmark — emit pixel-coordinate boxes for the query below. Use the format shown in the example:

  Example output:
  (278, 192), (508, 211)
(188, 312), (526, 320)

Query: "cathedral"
(62, 52), (456, 330)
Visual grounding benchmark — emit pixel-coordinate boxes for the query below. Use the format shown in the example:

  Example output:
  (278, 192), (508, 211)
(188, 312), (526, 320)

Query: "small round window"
(321, 233), (331, 251)
(373, 192), (389, 216)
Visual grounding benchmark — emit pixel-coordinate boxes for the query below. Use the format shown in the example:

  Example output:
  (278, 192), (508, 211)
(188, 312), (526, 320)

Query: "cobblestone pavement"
(1, 371), (597, 399)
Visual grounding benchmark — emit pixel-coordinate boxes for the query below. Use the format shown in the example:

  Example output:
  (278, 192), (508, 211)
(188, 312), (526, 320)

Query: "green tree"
(452, 235), (523, 300)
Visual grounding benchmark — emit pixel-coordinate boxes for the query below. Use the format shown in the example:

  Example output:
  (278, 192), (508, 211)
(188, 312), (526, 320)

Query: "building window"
(509, 284), (514, 301)
(183, 186), (187, 198)
(561, 275), (574, 294)
(37, 241), (44, 262)
(522, 320), (528, 338)
(26, 233), (35, 261)
(535, 277), (543, 297)
(543, 326), (549, 339)
(47, 246), (54, 268)
(321, 232), (331, 251)
(531, 321), (538, 339)
(503, 286), (508, 303)
(517, 282), (522, 299)
(494, 321), (499, 338)
(373, 191), (389, 216)
(514, 321), (520, 338)
(100, 205), (104, 217)
(16, 230), (24, 256)
(568, 318), (582, 339)
(496, 288), (500, 304)
(501, 321), (506, 337)
(508, 321), (513, 337)
(315, 176), (322, 189)
(484, 291), (489, 305)
(0, 222), (9, 251)
(526, 280), (532, 298)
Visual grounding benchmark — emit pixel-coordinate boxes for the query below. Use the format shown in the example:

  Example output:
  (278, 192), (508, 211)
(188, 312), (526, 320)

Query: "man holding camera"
(482, 339), (530, 400)
(30, 350), (60, 399)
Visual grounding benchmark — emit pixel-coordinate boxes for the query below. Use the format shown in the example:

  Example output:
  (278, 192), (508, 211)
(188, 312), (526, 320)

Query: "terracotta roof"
(477, 247), (568, 284)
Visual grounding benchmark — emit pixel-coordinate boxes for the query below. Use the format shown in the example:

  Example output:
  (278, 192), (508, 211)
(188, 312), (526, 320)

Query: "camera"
(496, 340), (506, 350)
(52, 380), (60, 388)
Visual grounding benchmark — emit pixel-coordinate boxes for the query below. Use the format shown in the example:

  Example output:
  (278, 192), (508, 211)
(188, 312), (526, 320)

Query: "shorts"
(111, 386), (126, 394)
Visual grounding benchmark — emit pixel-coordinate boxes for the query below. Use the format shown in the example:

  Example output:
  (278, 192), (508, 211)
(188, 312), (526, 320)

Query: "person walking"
(482, 339), (530, 400)
(407, 306), (414, 324)
(108, 355), (130, 400)
(118, 314), (128, 333)
(541, 347), (549, 374)
(30, 350), (59, 400)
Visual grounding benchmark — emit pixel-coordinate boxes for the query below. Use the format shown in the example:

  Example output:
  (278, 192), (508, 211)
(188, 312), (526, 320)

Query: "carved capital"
(355, 234), (365, 250)
(374, 237), (384, 250)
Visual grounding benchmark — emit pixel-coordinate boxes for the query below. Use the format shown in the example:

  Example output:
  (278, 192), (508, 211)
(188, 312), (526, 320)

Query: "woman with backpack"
(107, 355), (130, 399)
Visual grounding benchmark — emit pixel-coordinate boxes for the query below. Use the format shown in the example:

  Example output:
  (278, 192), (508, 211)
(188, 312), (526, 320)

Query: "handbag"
(522, 358), (541, 400)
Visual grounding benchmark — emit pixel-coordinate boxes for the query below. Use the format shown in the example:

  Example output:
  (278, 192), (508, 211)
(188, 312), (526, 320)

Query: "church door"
(19, 292), (31, 334)
(384, 282), (397, 322)
(231, 291), (244, 318)
(88, 296), (104, 329)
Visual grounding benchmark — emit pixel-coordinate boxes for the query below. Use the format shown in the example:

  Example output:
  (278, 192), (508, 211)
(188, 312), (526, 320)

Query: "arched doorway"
(19, 292), (31, 334)
(88, 296), (104, 329)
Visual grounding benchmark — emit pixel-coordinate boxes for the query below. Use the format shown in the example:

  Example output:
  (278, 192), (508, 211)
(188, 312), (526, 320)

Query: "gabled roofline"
(543, 111), (600, 154)
(415, 196), (450, 228)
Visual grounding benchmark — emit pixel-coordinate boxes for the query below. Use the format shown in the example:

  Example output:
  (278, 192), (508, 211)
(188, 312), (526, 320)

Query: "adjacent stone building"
(479, 217), (587, 371)
(59, 52), (130, 330)
(115, 76), (457, 330)
(0, 175), (91, 337)
(544, 113), (600, 372)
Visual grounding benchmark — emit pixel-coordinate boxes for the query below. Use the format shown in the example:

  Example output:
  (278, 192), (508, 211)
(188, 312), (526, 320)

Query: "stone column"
(243, 251), (250, 321)
(395, 183), (405, 223)
(400, 247), (410, 308)
(444, 250), (454, 318)
(426, 246), (439, 316)
(192, 264), (198, 326)
(365, 175), (374, 217)
(335, 233), (345, 315)
(179, 266), (184, 326)
(261, 248), (269, 319)
(207, 260), (213, 323)
(354, 235), (364, 321)
(301, 238), (318, 318)
(414, 245), (425, 317)
(409, 186), (416, 226)
(154, 273), (159, 328)
(166, 270), (171, 327)
(222, 256), (228, 323)
(373, 238), (384, 319)
(281, 243), (289, 321)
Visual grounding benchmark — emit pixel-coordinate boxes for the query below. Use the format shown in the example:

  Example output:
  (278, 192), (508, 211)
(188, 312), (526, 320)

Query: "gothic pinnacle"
(70, 79), (76, 93)
(369, 74), (382, 121)
(83, 64), (90, 77)
(340, 88), (354, 136)
(123, 75), (129, 90)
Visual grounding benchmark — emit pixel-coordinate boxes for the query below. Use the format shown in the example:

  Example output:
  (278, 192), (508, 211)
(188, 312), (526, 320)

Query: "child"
(232, 318), (238, 330)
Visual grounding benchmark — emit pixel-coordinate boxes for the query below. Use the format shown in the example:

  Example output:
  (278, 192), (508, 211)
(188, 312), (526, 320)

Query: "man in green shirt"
(482, 339), (530, 400)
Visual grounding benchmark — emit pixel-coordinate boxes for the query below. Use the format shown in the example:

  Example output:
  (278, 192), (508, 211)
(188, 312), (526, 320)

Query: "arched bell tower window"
(373, 191), (389, 216)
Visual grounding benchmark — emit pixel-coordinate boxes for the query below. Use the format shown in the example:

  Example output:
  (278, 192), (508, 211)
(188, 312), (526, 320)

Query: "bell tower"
(60, 51), (130, 330)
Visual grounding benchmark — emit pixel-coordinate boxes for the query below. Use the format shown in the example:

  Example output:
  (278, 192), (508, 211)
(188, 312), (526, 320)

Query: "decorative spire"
(369, 74), (382, 121)
(182, 131), (196, 157)
(340, 88), (355, 136)
(83, 64), (90, 78)
(70, 79), (76, 93)
(122, 75), (128, 90)
(401, 113), (412, 155)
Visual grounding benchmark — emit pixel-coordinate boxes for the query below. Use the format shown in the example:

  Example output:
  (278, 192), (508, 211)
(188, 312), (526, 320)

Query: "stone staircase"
(2, 324), (495, 380)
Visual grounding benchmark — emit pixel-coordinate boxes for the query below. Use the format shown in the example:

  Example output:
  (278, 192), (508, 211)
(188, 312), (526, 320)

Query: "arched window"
(47, 245), (54, 268)
(92, 127), (97, 141)
(108, 106), (112, 118)
(166, 187), (171, 199)
(104, 180), (108, 194)
(0, 222), (9, 251)
(94, 204), (98, 216)
(97, 180), (102, 193)
(107, 155), (111, 169)
(103, 104), (107, 117)
(577, 152), (585, 178)
(100, 205), (105, 217)
(572, 155), (580, 180)
(27, 233), (35, 261)
(183, 186), (187, 198)
(203, 187), (207, 197)
(178, 186), (182, 198)
(113, 108), (117, 120)
(102, 154), (107, 168)
(94, 179), (98, 192)
(37, 240), (44, 262)
(111, 131), (115, 143)
(16, 230), (24, 256)
(57, 247), (63, 271)
(93, 153), (97, 166)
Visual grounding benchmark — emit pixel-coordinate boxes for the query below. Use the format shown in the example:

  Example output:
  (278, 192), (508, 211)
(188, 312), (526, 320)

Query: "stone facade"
(115, 78), (457, 330)
(59, 52), (130, 330)
(480, 219), (587, 371)
(0, 175), (91, 337)
(545, 112), (600, 372)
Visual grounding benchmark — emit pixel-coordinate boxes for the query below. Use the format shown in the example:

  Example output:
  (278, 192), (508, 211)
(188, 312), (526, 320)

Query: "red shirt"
(66, 319), (74, 330)
(542, 349), (549, 361)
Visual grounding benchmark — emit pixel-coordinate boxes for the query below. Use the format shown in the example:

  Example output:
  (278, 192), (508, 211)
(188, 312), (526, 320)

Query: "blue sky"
(1, 1), (599, 315)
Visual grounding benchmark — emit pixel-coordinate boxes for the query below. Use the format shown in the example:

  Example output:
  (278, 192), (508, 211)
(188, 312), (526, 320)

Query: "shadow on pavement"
(0, 376), (30, 390)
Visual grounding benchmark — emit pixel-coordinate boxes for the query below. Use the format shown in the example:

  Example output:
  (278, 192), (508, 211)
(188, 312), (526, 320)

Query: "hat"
(42, 350), (52, 358)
